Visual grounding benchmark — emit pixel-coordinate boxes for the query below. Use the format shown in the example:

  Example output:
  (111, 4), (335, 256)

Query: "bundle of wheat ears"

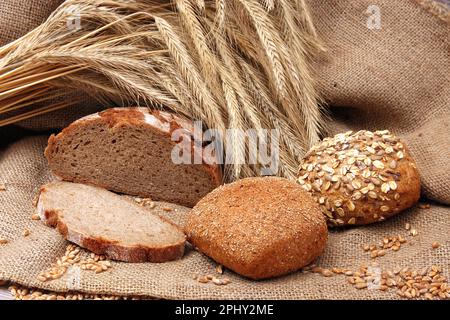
(0, 0), (326, 181)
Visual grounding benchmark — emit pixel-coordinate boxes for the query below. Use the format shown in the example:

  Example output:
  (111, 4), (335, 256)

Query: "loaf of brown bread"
(45, 107), (222, 207)
(185, 177), (328, 280)
(38, 181), (186, 263)
(297, 130), (420, 226)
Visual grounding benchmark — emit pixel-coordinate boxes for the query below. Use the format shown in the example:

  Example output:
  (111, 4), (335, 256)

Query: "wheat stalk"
(0, 0), (325, 182)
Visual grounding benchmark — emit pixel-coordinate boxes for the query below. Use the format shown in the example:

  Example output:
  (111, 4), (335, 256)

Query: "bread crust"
(185, 177), (328, 280)
(38, 183), (186, 263)
(44, 107), (222, 206)
(297, 130), (421, 226)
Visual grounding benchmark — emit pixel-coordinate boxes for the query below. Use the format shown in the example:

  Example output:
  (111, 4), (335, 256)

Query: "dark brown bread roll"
(185, 177), (328, 280)
(297, 130), (420, 227)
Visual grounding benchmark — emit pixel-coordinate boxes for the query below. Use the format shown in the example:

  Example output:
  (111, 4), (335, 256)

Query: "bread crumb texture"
(185, 177), (328, 280)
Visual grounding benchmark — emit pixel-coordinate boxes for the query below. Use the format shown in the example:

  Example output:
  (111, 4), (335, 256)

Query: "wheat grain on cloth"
(0, 0), (449, 299)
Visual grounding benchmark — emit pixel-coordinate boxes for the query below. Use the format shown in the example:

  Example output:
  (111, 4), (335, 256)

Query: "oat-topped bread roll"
(45, 107), (222, 207)
(185, 177), (328, 280)
(297, 130), (420, 227)
(38, 181), (186, 263)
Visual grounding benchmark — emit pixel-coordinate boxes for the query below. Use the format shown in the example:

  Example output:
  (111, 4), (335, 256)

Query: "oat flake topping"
(298, 130), (406, 226)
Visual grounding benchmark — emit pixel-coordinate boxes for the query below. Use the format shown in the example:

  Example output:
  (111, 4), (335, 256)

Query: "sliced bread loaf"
(44, 107), (222, 207)
(37, 181), (186, 263)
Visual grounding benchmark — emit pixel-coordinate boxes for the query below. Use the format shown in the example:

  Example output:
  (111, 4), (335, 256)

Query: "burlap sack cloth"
(0, 0), (449, 299)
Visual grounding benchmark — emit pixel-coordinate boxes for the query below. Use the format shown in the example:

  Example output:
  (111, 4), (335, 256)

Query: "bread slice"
(44, 107), (222, 207)
(37, 181), (186, 263)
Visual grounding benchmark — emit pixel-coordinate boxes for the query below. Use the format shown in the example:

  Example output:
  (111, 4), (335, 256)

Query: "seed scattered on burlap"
(162, 207), (173, 212)
(332, 267), (344, 274)
(196, 274), (231, 286)
(419, 203), (431, 209)
(321, 269), (334, 277)
(410, 229), (418, 236)
(0, 238), (8, 245)
(405, 223), (411, 230)
(0, 184), (6, 191)
(315, 267), (351, 277)
(37, 244), (112, 282)
(8, 284), (142, 300)
(22, 229), (30, 237)
(432, 242), (440, 249)
(355, 282), (367, 289)
(31, 214), (41, 221)
(363, 234), (409, 258)
(311, 267), (323, 274)
(339, 264), (450, 299)
(212, 277), (231, 286)
(79, 254), (111, 274)
(197, 276), (209, 284)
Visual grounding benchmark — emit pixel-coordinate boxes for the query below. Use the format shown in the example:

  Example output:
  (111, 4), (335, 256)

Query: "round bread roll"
(184, 177), (327, 280)
(297, 130), (420, 227)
